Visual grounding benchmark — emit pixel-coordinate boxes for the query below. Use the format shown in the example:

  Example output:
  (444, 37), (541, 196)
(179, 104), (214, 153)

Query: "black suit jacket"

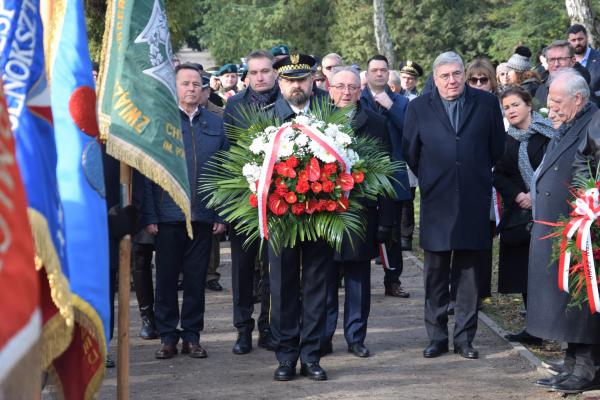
(402, 85), (505, 251)
(585, 47), (600, 96)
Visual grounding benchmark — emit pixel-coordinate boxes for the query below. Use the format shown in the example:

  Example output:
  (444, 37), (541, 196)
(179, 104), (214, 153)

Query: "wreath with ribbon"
(200, 100), (400, 253)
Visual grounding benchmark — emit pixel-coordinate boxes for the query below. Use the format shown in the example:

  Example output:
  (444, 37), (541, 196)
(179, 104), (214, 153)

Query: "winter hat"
(506, 46), (532, 72)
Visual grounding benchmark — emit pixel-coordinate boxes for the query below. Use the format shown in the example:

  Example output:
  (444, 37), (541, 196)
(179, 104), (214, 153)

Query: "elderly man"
(529, 68), (600, 394)
(534, 40), (577, 107)
(320, 66), (394, 359)
(268, 54), (330, 382)
(567, 24), (600, 95)
(142, 64), (228, 359)
(360, 54), (412, 298)
(403, 51), (505, 359)
(321, 53), (343, 86)
(223, 50), (280, 355)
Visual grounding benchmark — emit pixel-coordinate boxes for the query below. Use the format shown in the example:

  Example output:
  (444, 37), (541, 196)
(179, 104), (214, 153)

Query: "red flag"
(0, 80), (41, 398)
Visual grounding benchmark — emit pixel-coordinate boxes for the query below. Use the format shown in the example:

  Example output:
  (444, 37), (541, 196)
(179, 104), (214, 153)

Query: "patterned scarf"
(247, 85), (279, 108)
(507, 112), (556, 190)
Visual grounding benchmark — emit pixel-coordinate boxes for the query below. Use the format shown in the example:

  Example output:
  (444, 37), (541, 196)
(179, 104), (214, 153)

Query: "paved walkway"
(99, 243), (555, 400)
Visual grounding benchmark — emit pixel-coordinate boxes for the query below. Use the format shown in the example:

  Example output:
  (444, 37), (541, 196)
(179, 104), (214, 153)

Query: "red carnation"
(269, 194), (288, 215)
(285, 191), (297, 204)
(296, 180), (310, 194)
(305, 199), (319, 214)
(352, 171), (365, 184)
(324, 163), (337, 175)
(339, 173), (355, 191)
(325, 200), (337, 212)
(275, 182), (288, 196)
(322, 180), (335, 193)
(249, 193), (258, 208)
(286, 156), (299, 168)
(291, 203), (305, 215)
(336, 197), (349, 212)
(320, 172), (330, 183)
(318, 199), (328, 211)
(311, 181), (322, 194)
(298, 170), (308, 181)
(307, 157), (321, 181)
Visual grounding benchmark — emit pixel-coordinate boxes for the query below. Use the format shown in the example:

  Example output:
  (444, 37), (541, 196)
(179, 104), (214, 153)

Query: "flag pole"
(117, 162), (132, 400)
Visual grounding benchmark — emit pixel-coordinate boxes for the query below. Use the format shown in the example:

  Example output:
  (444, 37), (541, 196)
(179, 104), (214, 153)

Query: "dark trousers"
(154, 222), (212, 345)
(400, 187), (416, 240)
(230, 228), (270, 334)
(384, 201), (404, 284)
(424, 250), (481, 345)
(269, 239), (332, 364)
(564, 343), (600, 380)
(207, 233), (221, 282)
(133, 242), (154, 315)
(323, 260), (371, 346)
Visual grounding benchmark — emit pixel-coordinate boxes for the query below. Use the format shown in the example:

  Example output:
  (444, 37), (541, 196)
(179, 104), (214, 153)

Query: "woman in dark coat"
(493, 86), (555, 343)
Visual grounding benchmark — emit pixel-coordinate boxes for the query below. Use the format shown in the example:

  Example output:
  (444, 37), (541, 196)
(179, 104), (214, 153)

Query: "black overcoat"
(493, 133), (549, 293)
(527, 104), (600, 344)
(402, 86), (505, 251)
(335, 106), (394, 262)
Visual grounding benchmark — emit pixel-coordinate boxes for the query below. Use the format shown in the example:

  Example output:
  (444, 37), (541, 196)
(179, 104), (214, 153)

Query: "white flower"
(242, 163), (262, 190)
(346, 148), (360, 164)
(335, 132), (352, 146)
(295, 133), (309, 147)
(249, 137), (268, 155)
(277, 138), (295, 159)
(294, 115), (312, 127)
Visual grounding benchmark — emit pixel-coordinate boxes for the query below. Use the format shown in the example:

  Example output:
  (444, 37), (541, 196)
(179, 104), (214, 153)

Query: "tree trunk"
(372, 0), (396, 68)
(565, 0), (600, 48)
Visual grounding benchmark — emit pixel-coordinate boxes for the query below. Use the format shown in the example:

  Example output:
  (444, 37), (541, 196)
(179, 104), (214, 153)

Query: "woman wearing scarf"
(493, 86), (555, 345)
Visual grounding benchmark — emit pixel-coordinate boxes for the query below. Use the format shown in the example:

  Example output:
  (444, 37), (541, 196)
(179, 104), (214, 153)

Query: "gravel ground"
(98, 243), (561, 400)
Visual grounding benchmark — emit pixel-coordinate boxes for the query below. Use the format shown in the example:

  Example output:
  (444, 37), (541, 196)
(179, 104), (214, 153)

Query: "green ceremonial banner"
(97, 0), (191, 234)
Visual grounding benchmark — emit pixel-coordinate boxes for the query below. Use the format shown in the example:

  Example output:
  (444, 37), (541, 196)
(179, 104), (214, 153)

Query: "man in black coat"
(222, 50), (280, 355)
(529, 68), (600, 394)
(320, 66), (395, 358)
(402, 51), (505, 360)
(267, 54), (331, 382)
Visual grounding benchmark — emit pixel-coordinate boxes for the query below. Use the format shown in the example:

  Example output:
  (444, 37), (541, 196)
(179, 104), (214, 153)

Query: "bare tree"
(565, 0), (600, 48)
(373, 0), (396, 67)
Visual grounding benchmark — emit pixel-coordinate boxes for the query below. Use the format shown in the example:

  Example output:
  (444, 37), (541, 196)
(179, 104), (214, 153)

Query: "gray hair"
(432, 51), (464, 75)
(549, 68), (590, 101)
(388, 70), (401, 85)
(544, 40), (574, 58)
(323, 53), (343, 64)
(330, 65), (360, 85)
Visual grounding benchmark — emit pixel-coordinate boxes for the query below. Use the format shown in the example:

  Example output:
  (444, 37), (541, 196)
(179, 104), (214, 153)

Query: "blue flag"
(0, 0), (74, 368)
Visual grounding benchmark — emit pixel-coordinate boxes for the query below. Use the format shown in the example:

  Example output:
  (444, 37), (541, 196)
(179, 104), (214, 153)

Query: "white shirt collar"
(581, 46), (592, 67)
(179, 105), (201, 122)
(289, 102), (310, 115)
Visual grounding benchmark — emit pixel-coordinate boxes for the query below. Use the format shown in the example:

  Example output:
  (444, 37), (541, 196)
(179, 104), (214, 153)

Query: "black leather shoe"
(400, 237), (412, 251)
(348, 343), (370, 358)
(155, 343), (178, 359)
(232, 332), (252, 355)
(541, 359), (564, 375)
(384, 282), (410, 298)
(274, 361), (296, 381)
(258, 329), (277, 351)
(139, 315), (158, 340)
(206, 279), (223, 291)
(300, 362), (328, 381)
(552, 374), (600, 394)
(453, 343), (478, 359)
(320, 341), (333, 357)
(535, 372), (570, 388)
(423, 341), (448, 358)
(504, 330), (543, 345)
(181, 341), (207, 358)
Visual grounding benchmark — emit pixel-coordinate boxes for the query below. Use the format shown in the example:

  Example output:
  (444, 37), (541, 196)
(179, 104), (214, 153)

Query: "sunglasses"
(468, 77), (489, 85)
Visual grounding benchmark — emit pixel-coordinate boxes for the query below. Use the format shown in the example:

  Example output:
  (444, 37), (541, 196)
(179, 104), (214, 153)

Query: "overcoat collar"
(428, 85), (476, 134)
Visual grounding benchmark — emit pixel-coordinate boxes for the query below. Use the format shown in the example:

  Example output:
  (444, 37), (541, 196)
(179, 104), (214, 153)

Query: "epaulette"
(261, 103), (275, 111)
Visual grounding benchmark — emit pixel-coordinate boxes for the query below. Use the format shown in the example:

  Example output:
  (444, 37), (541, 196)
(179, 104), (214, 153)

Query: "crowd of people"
(104, 23), (600, 393)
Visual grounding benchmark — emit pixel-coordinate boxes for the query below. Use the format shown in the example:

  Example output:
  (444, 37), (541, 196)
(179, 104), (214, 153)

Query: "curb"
(403, 252), (545, 374)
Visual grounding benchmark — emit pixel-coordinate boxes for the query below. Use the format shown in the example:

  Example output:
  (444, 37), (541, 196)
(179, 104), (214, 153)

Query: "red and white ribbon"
(256, 122), (353, 240)
(378, 243), (395, 271)
(558, 188), (600, 313)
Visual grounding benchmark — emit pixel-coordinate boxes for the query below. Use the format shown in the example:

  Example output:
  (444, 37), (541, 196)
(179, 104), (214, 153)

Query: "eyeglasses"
(324, 65), (341, 71)
(547, 57), (572, 65)
(468, 77), (489, 85)
(331, 84), (359, 92)
(437, 70), (463, 82)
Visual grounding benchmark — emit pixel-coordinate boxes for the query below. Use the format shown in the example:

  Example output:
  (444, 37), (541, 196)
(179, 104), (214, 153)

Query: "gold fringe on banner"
(72, 295), (107, 400)
(106, 135), (193, 237)
(28, 209), (74, 369)
(40, 0), (66, 83)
